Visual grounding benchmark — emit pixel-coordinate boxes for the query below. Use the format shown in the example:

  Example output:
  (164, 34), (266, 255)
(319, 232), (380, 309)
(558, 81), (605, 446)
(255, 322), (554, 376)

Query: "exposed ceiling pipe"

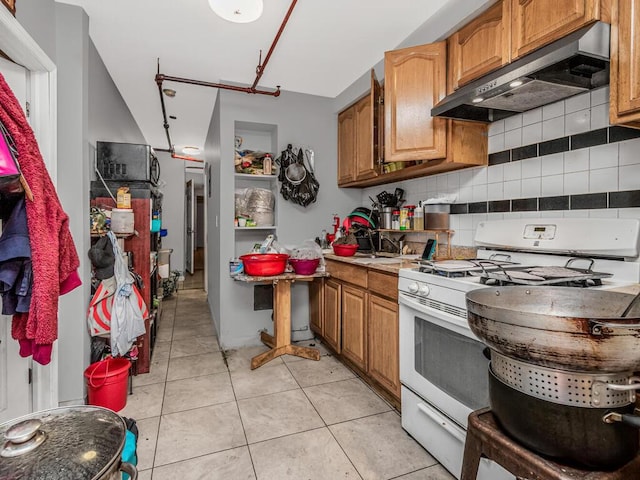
(154, 0), (297, 157)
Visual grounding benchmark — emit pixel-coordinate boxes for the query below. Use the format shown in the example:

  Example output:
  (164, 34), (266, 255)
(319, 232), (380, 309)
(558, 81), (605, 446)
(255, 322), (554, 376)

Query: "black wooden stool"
(461, 408), (640, 480)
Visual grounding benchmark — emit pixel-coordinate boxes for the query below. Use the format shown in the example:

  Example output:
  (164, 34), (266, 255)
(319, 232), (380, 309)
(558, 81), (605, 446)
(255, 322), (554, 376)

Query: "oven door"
(399, 291), (490, 428)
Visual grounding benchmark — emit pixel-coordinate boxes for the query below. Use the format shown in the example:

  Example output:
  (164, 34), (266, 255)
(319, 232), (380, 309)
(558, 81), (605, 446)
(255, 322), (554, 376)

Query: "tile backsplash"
(361, 86), (640, 247)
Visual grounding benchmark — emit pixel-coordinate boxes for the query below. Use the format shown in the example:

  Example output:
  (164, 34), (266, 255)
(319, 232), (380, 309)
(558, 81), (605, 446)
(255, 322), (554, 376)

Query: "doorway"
(184, 167), (207, 291)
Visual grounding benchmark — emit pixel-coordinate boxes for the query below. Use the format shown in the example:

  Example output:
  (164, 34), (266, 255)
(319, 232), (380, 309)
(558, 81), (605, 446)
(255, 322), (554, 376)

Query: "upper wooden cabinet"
(609, 0), (640, 129)
(385, 42), (448, 162)
(337, 70), (383, 186)
(511, 0), (605, 59)
(447, 0), (608, 93)
(448, 0), (512, 92)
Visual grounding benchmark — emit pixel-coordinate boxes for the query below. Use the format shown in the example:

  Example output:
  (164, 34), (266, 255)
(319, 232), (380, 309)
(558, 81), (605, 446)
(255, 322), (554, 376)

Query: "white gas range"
(398, 218), (640, 480)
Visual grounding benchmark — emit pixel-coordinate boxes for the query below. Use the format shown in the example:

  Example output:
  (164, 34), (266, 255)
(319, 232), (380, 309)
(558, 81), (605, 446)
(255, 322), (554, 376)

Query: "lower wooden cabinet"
(368, 294), (400, 398)
(341, 285), (368, 371)
(323, 278), (342, 353)
(311, 260), (401, 405)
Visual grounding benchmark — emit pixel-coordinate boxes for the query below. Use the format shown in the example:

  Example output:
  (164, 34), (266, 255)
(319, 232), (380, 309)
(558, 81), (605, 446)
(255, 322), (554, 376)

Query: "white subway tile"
(459, 186), (473, 202)
(564, 149), (589, 172)
(619, 207), (640, 219)
(589, 166), (619, 193)
(472, 184), (488, 202)
(540, 210), (563, 218)
(564, 210), (589, 218)
(521, 211), (541, 218)
(521, 157), (541, 178)
(565, 109), (591, 135)
(504, 180), (521, 198)
(488, 133), (505, 154)
(488, 182), (503, 201)
(591, 86), (609, 106)
(564, 171), (589, 195)
(503, 212), (522, 219)
(427, 176), (438, 192)
(487, 164), (504, 183)
(459, 169), (474, 187)
(522, 107), (542, 126)
(541, 152), (564, 176)
(522, 123), (542, 145)
(590, 143), (618, 169)
(589, 209), (618, 218)
(437, 173), (448, 193)
(619, 164), (640, 190)
(543, 101), (565, 120)
(472, 214), (488, 229)
(505, 114), (523, 131)
(564, 209), (584, 219)
(619, 138), (640, 166)
(453, 230), (473, 246)
(488, 119), (505, 136)
(487, 213), (505, 221)
(447, 172), (460, 191)
(542, 116), (565, 141)
(504, 128), (522, 149)
(459, 214), (473, 229)
(541, 174), (564, 196)
(590, 103), (609, 130)
(503, 161), (522, 181)
(472, 168), (488, 186)
(565, 92), (591, 113)
(521, 177), (541, 197)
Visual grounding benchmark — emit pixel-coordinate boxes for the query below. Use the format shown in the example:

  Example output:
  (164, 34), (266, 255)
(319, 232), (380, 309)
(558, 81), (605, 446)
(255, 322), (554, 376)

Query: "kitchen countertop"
(324, 253), (417, 275)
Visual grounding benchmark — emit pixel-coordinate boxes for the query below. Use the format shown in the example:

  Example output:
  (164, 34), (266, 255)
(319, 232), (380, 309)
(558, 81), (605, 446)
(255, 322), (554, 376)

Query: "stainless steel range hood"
(431, 22), (610, 122)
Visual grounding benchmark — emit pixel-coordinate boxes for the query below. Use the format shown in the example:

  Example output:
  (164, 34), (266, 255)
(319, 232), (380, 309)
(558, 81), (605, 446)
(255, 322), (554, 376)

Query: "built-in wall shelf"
(234, 173), (277, 181)
(235, 226), (277, 231)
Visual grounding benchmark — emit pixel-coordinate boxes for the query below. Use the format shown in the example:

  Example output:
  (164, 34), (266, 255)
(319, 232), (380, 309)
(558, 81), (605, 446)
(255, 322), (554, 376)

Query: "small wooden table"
(235, 271), (328, 369)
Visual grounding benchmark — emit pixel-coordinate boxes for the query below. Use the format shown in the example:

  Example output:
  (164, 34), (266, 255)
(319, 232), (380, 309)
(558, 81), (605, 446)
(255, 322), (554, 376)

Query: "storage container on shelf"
(111, 208), (134, 234)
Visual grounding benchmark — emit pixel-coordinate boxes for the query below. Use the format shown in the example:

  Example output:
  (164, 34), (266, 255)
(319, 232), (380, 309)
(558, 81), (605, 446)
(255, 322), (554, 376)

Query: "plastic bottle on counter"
(399, 207), (408, 230)
(391, 210), (400, 230)
(414, 204), (424, 230)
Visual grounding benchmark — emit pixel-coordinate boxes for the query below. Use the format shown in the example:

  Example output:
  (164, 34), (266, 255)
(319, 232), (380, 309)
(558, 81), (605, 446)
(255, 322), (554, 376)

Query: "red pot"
(239, 253), (289, 276)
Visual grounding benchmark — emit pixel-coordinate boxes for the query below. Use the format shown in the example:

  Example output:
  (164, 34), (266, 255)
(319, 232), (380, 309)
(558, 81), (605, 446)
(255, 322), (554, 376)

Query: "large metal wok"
(466, 287), (640, 373)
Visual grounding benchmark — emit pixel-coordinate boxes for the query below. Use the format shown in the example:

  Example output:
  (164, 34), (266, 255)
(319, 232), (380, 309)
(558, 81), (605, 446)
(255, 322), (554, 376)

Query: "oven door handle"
(416, 402), (466, 443)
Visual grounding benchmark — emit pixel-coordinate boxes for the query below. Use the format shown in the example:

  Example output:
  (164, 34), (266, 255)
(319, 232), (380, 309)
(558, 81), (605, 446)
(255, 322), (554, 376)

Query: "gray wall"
(54, 3), (91, 405)
(17, 1), (148, 405)
(208, 88), (360, 348)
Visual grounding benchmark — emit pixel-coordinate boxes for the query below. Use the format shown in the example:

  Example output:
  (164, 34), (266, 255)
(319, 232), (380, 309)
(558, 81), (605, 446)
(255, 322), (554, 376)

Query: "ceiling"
(56, 0), (456, 158)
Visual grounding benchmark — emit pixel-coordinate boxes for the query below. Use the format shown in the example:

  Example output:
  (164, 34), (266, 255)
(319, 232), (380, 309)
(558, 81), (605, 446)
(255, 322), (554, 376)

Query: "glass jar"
(391, 210), (400, 230)
(399, 208), (408, 230)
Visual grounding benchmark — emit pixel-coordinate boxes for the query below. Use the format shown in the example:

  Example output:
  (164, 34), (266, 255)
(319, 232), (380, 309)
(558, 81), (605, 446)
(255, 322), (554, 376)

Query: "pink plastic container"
(289, 258), (320, 275)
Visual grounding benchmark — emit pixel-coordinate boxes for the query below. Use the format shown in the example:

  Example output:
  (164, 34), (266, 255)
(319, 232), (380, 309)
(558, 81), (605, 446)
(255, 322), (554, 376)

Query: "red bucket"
(84, 357), (131, 411)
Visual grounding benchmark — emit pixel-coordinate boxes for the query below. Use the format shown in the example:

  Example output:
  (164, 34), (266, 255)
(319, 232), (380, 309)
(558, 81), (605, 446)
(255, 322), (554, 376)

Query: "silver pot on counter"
(466, 287), (640, 469)
(466, 287), (640, 372)
(0, 405), (137, 479)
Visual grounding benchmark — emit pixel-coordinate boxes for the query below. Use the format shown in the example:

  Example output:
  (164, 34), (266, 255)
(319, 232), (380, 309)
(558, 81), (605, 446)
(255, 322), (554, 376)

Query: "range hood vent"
(432, 22), (610, 122)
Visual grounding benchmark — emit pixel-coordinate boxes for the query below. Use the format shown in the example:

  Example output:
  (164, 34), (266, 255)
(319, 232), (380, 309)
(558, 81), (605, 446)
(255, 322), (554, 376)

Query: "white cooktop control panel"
(475, 218), (640, 258)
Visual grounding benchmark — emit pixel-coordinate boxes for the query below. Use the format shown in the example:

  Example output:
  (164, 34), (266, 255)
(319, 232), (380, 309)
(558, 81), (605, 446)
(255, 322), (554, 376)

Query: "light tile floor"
(121, 288), (455, 480)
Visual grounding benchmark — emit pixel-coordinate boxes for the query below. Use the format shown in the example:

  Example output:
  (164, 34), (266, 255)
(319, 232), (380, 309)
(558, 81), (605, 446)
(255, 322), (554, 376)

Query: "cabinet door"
(355, 70), (383, 181)
(448, 0), (511, 92)
(610, 0), (640, 128)
(341, 285), (368, 371)
(338, 107), (356, 185)
(511, 0), (601, 60)
(368, 295), (400, 399)
(384, 42), (447, 162)
(323, 279), (341, 353)
(309, 278), (324, 336)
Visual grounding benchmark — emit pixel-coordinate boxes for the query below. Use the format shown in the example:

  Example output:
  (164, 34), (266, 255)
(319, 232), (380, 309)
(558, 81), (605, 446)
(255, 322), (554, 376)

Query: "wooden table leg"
(251, 279), (320, 369)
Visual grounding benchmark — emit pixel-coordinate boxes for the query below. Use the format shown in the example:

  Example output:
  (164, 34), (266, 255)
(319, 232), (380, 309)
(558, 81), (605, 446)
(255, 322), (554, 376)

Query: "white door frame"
(1, 7), (59, 412)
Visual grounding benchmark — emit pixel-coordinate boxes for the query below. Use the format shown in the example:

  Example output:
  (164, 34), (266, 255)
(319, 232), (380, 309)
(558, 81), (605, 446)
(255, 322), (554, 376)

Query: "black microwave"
(96, 141), (160, 185)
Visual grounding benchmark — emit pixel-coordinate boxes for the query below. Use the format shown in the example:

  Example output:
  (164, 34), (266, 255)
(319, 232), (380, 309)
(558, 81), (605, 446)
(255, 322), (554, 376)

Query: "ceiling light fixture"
(163, 88), (176, 97)
(208, 0), (264, 23)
